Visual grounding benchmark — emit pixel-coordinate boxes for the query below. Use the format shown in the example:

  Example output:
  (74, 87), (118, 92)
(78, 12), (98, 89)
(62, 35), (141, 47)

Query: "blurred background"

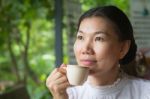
(0, 0), (150, 99)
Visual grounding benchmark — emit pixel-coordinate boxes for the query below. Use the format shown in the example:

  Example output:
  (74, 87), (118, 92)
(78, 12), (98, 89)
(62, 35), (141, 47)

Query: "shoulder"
(126, 75), (150, 98)
(128, 76), (150, 87)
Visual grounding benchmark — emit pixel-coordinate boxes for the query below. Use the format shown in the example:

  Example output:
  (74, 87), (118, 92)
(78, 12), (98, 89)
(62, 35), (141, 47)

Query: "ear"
(119, 40), (131, 59)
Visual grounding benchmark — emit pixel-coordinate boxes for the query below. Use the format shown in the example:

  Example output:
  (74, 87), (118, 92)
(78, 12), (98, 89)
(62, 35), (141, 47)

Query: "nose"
(82, 40), (94, 55)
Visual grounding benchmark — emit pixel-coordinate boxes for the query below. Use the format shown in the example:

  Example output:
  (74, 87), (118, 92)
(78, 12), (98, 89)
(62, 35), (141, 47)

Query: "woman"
(46, 5), (150, 99)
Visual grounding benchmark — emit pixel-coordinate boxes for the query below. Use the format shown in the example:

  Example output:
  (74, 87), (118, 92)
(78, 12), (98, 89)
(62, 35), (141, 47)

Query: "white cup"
(66, 65), (89, 85)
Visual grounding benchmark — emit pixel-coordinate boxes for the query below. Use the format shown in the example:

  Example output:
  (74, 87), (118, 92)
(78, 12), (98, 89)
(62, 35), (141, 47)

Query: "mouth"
(80, 59), (97, 67)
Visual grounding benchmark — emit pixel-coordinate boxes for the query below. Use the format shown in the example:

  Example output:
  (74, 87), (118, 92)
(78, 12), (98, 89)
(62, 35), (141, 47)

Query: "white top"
(67, 74), (150, 99)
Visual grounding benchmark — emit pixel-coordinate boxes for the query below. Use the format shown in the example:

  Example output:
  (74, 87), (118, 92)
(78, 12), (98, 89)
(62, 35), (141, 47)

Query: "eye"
(95, 37), (104, 41)
(77, 35), (84, 40)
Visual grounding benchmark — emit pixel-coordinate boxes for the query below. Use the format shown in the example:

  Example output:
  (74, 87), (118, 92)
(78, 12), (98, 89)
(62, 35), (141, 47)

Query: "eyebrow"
(78, 30), (108, 35)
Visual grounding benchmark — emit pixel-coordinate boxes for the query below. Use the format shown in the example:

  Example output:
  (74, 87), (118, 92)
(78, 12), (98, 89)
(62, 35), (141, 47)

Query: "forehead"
(78, 17), (119, 37)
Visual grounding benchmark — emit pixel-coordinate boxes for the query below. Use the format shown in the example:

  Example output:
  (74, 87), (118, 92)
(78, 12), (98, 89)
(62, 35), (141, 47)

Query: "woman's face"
(74, 17), (126, 76)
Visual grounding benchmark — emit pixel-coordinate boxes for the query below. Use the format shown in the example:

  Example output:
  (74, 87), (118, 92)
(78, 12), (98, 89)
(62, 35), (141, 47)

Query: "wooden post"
(55, 0), (63, 67)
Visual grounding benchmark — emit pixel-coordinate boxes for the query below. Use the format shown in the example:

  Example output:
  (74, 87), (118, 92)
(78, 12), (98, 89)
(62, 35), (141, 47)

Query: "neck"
(88, 67), (120, 86)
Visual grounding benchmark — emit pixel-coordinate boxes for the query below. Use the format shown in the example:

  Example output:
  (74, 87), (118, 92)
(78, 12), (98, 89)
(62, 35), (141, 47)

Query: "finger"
(47, 78), (69, 93)
(60, 63), (67, 67)
(46, 68), (58, 83)
(50, 63), (66, 76)
(55, 75), (68, 84)
(53, 81), (70, 94)
(58, 68), (66, 75)
(49, 63), (65, 76)
(46, 71), (63, 86)
(57, 81), (70, 91)
(49, 68), (58, 78)
(46, 69), (57, 85)
(59, 64), (67, 74)
(50, 71), (64, 81)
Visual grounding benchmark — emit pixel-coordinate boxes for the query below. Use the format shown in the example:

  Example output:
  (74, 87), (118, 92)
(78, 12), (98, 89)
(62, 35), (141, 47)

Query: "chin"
(89, 70), (95, 75)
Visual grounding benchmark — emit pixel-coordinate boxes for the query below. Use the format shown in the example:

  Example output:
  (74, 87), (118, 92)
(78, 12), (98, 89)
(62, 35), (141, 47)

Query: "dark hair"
(77, 5), (137, 65)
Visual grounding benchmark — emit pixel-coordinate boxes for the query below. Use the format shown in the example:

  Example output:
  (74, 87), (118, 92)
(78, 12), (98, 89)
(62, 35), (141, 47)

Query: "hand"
(46, 64), (69, 99)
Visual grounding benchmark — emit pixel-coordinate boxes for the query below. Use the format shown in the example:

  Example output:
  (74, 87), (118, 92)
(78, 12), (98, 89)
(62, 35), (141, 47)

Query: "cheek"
(95, 43), (120, 61)
(95, 46), (110, 58)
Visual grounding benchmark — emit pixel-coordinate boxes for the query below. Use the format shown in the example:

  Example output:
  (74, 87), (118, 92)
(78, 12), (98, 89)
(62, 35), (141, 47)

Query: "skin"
(46, 16), (130, 98)
(46, 64), (69, 99)
(74, 17), (130, 86)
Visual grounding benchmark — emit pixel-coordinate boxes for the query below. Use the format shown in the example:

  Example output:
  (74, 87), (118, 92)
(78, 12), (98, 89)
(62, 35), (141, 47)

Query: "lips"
(80, 59), (97, 67)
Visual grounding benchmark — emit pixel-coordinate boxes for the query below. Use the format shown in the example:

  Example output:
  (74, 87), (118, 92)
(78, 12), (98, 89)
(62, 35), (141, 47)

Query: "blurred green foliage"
(0, 0), (54, 98)
(0, 0), (129, 99)
(80, 0), (129, 14)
